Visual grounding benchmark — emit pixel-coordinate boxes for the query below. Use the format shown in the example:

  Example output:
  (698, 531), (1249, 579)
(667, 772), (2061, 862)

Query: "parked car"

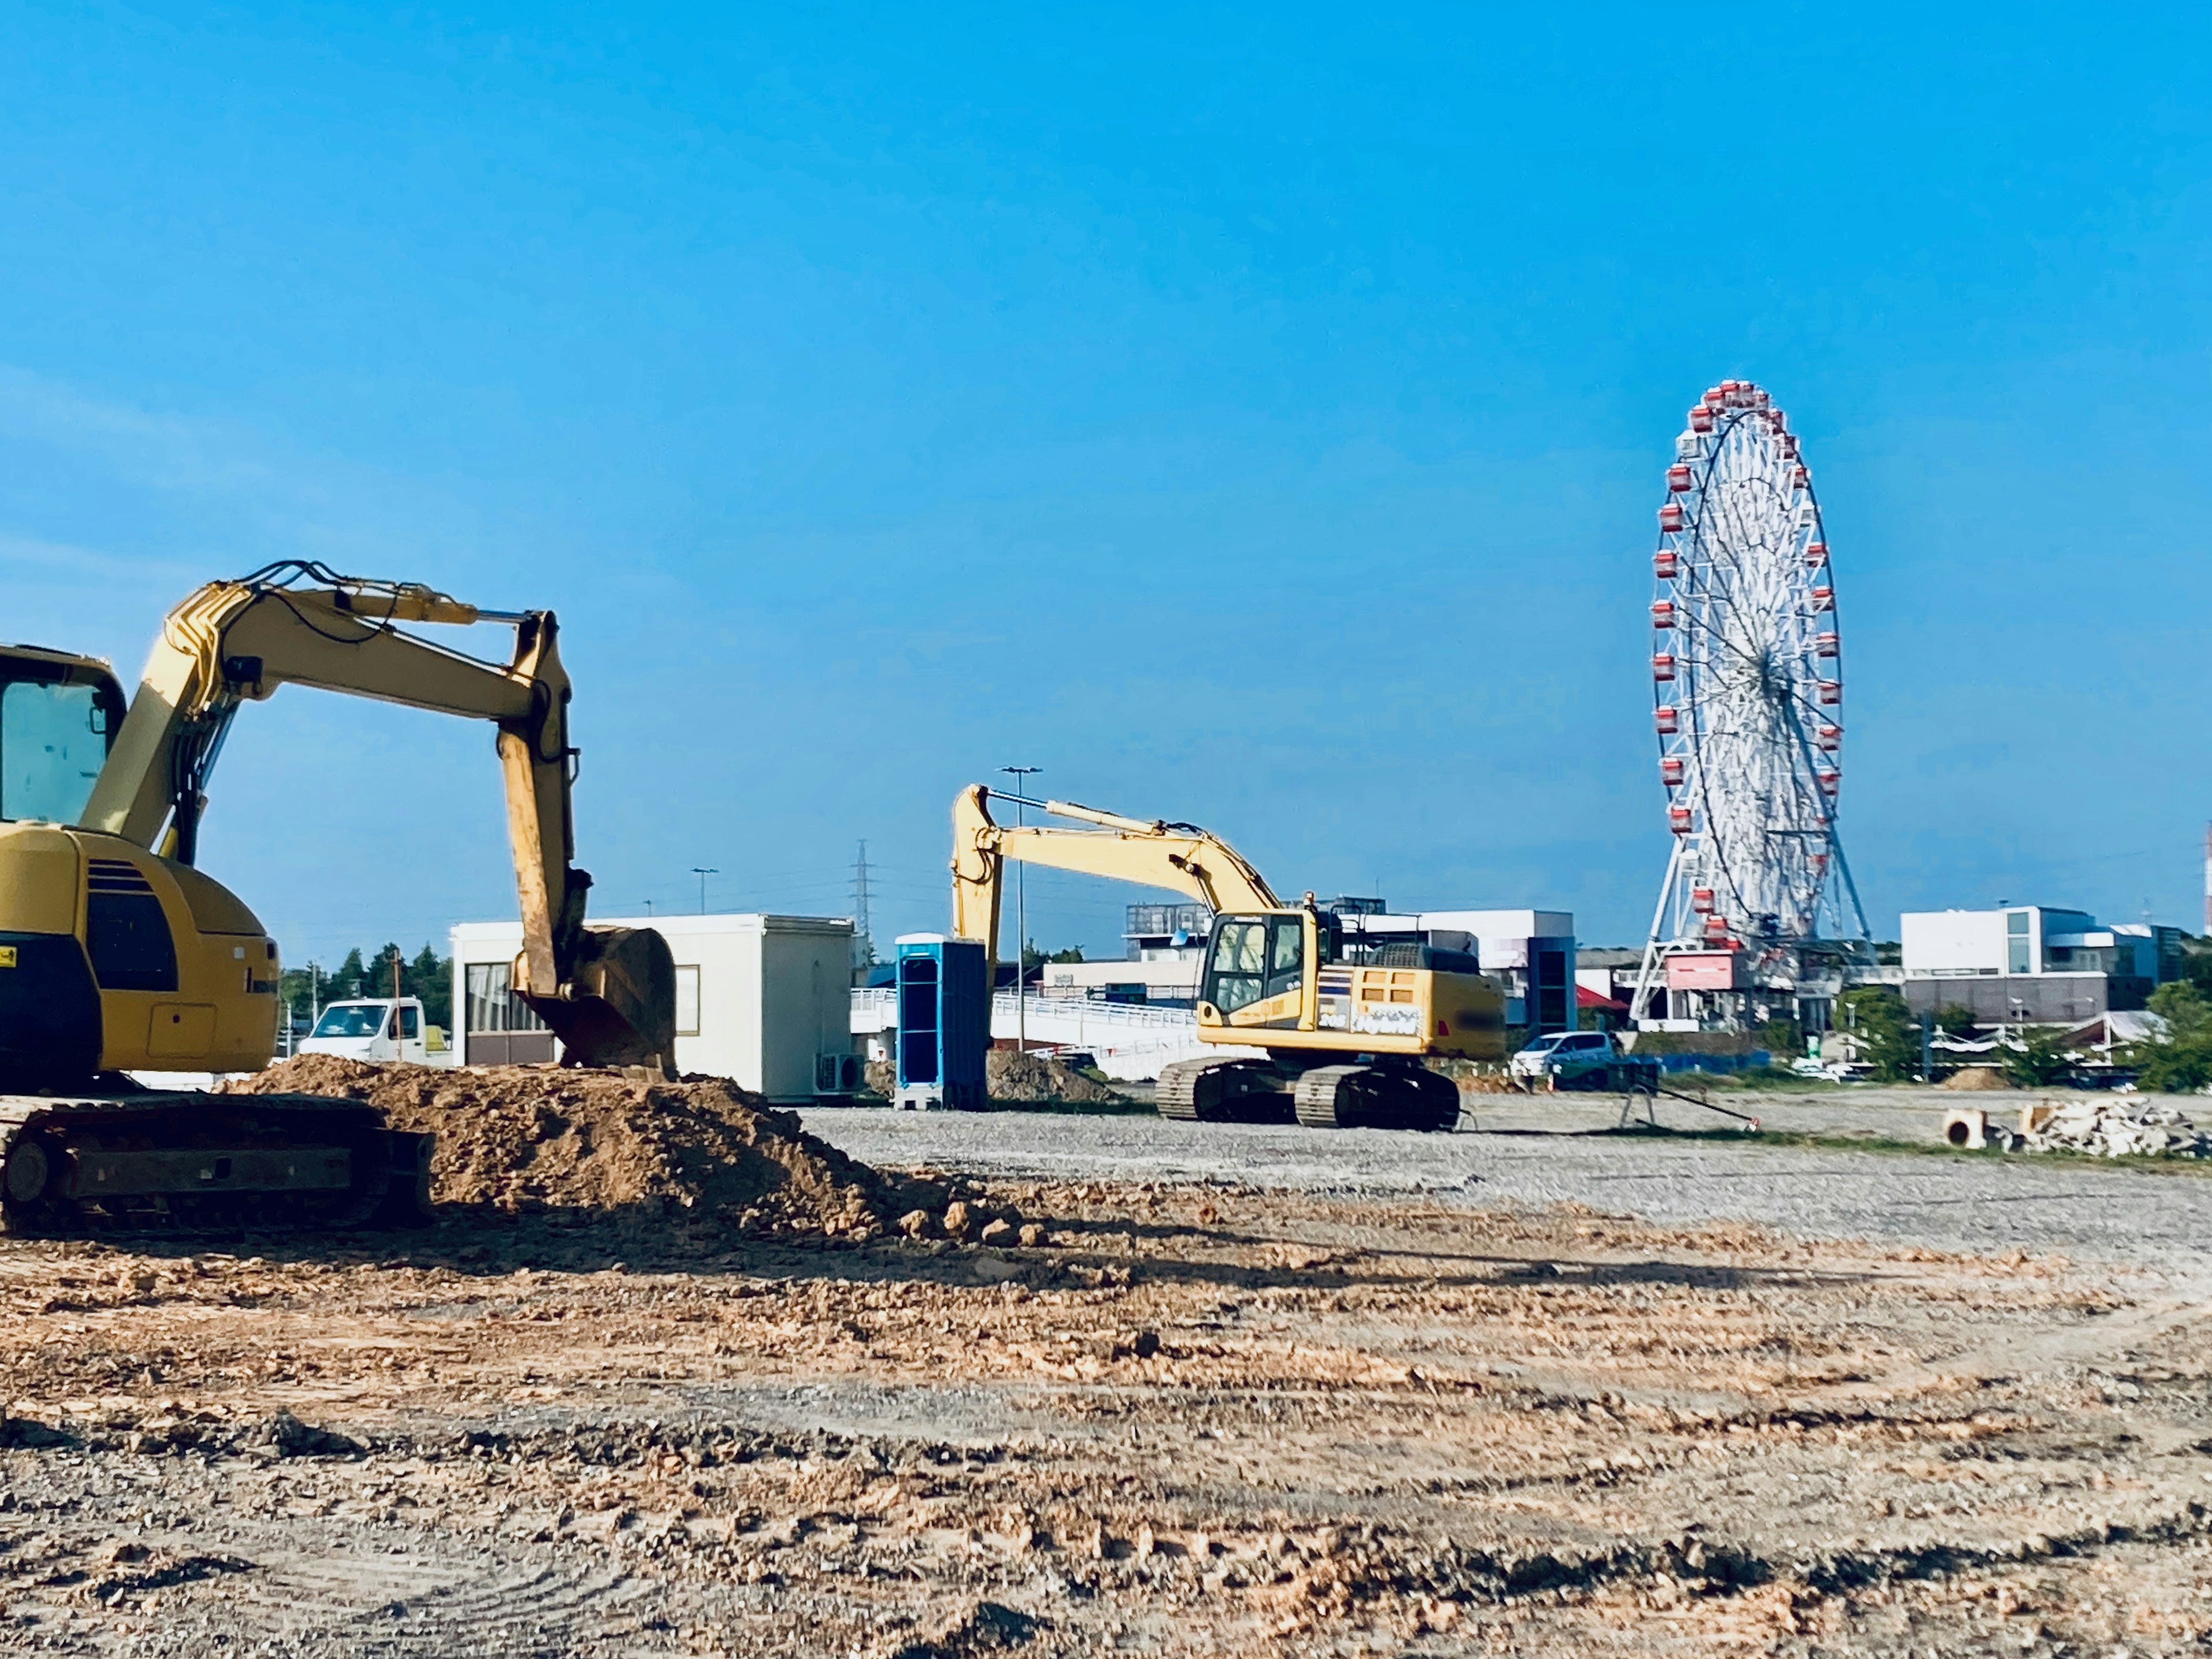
(1509, 1029), (1616, 1085)
(298, 998), (458, 1067)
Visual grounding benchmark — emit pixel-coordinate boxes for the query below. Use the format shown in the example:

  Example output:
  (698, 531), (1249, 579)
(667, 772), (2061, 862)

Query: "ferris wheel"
(1631, 379), (1870, 1021)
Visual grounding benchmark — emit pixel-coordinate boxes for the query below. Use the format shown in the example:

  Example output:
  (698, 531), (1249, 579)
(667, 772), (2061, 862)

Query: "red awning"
(1577, 984), (1630, 1014)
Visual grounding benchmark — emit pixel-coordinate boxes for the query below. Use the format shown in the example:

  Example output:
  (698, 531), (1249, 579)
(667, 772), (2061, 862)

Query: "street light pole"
(692, 867), (718, 915)
(999, 764), (1041, 1054)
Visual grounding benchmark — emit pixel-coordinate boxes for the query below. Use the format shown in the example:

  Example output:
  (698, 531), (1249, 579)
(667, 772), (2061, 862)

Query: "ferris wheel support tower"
(1630, 380), (1873, 1031)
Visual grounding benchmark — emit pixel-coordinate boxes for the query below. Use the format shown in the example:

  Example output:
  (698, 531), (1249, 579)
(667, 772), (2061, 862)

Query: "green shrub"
(1841, 986), (1919, 1082)
(2125, 983), (2212, 1093)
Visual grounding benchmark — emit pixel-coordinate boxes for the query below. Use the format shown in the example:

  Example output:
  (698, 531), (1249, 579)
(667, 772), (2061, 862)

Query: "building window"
(464, 962), (547, 1034)
(675, 964), (701, 1037)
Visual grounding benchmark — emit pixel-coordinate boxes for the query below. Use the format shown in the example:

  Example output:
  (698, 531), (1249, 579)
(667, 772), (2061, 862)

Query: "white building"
(450, 913), (858, 1101)
(1900, 904), (2176, 1023)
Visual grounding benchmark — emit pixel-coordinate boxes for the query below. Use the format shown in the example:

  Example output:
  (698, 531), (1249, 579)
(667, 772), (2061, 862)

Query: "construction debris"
(2018, 1097), (2212, 1159)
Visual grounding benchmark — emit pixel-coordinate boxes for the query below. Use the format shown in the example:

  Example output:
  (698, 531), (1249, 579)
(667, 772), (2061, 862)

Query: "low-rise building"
(1899, 904), (2181, 1023)
(450, 912), (858, 1101)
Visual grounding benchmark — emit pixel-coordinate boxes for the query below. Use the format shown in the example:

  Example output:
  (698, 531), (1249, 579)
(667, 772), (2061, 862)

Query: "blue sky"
(4, 4), (2210, 964)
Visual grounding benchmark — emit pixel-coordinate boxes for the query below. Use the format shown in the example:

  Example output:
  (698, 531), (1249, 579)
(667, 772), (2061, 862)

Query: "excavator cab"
(1199, 911), (1315, 1028)
(0, 649), (127, 825)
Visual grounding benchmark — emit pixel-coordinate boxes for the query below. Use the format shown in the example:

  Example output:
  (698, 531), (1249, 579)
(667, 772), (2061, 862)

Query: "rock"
(1017, 1224), (1047, 1248)
(979, 1218), (1013, 1245)
(942, 1200), (975, 1240)
(890, 1599), (1041, 1657)
(254, 1409), (364, 1459)
(899, 1209), (935, 1239)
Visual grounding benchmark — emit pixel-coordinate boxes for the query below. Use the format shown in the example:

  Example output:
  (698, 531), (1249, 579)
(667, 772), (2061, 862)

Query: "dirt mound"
(222, 1057), (906, 1236)
(1942, 1066), (2012, 1090)
(1459, 1073), (1518, 1094)
(986, 1050), (1123, 1104)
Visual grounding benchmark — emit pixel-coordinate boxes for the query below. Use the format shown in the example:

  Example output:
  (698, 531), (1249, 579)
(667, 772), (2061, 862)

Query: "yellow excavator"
(0, 560), (674, 1230)
(950, 785), (1506, 1130)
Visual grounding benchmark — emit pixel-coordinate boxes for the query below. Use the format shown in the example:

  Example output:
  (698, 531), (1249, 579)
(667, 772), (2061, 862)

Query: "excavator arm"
(949, 783), (1283, 983)
(77, 561), (673, 1070)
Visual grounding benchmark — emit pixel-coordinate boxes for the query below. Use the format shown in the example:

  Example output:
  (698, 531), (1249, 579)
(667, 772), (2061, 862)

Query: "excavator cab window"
(1266, 917), (1305, 1001)
(0, 677), (116, 825)
(1203, 919), (1268, 1014)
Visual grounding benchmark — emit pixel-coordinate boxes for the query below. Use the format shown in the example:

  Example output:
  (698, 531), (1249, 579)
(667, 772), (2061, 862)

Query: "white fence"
(850, 988), (1261, 1081)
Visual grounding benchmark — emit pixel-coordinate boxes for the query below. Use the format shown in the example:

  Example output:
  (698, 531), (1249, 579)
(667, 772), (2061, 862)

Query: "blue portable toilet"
(895, 934), (988, 1111)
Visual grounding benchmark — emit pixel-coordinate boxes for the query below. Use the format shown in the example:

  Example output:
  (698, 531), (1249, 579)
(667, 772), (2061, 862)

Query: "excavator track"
(1293, 1063), (1461, 1132)
(0, 1091), (433, 1235)
(1156, 1059), (1294, 1124)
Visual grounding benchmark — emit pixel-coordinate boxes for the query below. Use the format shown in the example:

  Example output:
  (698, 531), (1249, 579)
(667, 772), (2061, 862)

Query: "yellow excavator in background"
(0, 560), (674, 1230)
(950, 784), (1506, 1130)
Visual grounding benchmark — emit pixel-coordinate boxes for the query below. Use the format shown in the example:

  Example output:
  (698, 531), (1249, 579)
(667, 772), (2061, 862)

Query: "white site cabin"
(448, 912), (861, 1103)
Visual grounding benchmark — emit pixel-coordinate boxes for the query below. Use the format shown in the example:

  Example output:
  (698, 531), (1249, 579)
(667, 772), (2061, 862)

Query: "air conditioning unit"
(815, 1052), (865, 1095)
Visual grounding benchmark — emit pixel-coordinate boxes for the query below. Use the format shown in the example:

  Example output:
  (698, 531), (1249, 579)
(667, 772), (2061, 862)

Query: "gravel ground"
(4, 1085), (2210, 1655)
(6, 1187), (2212, 1657)
(800, 1090), (2212, 1275)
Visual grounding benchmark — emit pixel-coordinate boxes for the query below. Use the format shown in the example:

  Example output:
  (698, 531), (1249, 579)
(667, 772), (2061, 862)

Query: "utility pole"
(692, 867), (717, 915)
(999, 766), (1041, 1052)
(851, 840), (874, 975)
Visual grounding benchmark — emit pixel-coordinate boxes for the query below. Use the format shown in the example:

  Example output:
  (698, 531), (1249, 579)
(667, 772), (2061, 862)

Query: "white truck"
(298, 998), (459, 1068)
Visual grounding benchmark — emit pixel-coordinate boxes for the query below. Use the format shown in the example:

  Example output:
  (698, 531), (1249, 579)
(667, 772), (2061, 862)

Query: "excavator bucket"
(517, 924), (679, 1074)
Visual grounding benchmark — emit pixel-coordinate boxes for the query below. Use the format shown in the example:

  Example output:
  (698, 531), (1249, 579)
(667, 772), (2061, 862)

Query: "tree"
(1841, 986), (1919, 1082)
(2126, 982), (2212, 1093)
(1756, 1015), (1802, 1059)
(2003, 1027), (2072, 1088)
(1021, 942), (1087, 968)
(405, 944), (452, 1030)
(329, 947), (368, 1001)
(1934, 1003), (1979, 1039)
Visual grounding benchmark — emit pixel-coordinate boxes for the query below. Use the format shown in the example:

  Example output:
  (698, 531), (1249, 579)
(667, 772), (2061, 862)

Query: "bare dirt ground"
(4, 1138), (2212, 1656)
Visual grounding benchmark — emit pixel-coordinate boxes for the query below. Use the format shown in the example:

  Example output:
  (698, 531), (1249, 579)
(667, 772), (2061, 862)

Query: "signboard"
(1665, 952), (1741, 991)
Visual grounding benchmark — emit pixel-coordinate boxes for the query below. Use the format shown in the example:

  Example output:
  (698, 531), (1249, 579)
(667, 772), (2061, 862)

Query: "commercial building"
(1899, 905), (2181, 1023)
(449, 912), (858, 1101)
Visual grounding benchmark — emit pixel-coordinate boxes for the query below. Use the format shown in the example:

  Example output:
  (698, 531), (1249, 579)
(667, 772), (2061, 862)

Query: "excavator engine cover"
(518, 923), (678, 1073)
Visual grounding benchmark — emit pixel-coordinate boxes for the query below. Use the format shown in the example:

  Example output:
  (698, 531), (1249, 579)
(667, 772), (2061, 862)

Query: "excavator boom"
(950, 783), (1280, 982)
(79, 561), (673, 1070)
